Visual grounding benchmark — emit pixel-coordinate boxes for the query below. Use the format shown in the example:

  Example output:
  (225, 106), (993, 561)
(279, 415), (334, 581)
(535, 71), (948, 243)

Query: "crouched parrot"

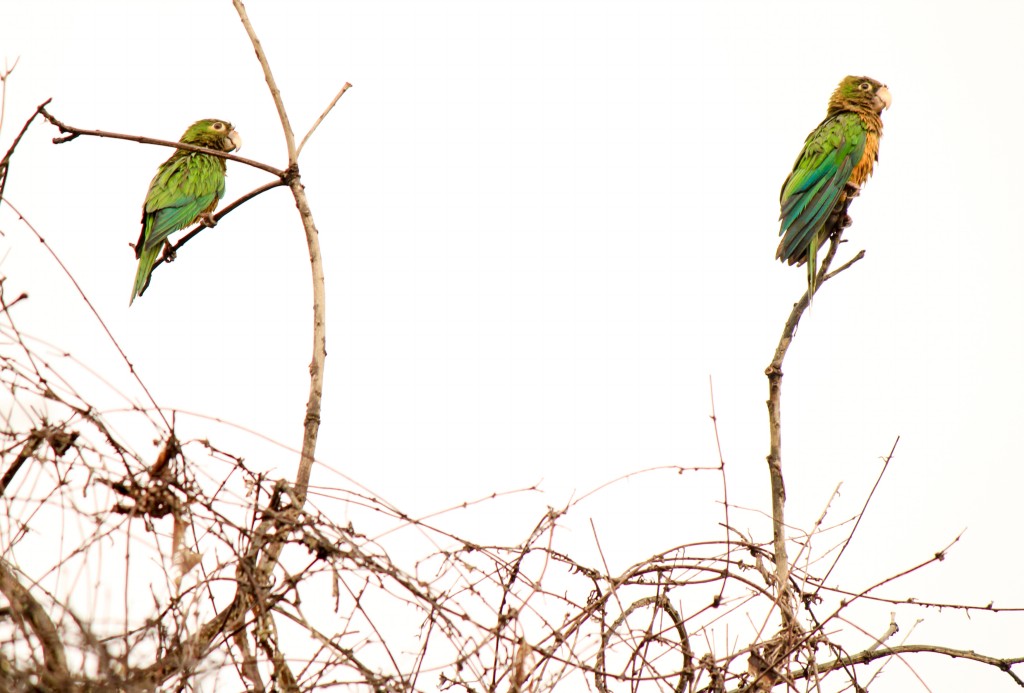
(130, 119), (242, 305)
(777, 76), (891, 298)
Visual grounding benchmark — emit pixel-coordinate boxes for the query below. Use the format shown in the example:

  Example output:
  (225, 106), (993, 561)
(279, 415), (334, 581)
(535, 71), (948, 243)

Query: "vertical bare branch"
(708, 376), (732, 605)
(232, 0), (297, 163)
(765, 228), (860, 627)
(231, 0), (333, 504)
(0, 57), (19, 136)
(287, 172), (327, 503)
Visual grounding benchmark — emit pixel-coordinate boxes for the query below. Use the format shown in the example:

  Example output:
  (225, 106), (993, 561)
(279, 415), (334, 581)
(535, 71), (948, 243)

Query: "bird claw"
(161, 241), (177, 263)
(199, 212), (218, 228)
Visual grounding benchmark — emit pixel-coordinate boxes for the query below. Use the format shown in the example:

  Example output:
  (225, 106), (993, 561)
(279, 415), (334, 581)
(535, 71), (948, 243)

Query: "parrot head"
(828, 76), (892, 116)
(180, 119), (243, 153)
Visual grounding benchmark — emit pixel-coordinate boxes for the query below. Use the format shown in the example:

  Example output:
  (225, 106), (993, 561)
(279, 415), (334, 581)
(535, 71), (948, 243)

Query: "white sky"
(2, 1), (1023, 690)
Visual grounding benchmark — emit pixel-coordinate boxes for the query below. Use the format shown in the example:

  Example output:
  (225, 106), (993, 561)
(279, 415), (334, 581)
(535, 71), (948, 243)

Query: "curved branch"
(232, 0), (297, 163)
(37, 106), (285, 178)
(595, 595), (692, 693)
(232, 0), (332, 504)
(792, 644), (1024, 688)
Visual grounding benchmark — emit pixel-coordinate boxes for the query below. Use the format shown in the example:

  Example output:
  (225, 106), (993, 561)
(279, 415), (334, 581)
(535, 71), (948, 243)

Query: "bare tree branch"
(38, 106), (286, 177)
(231, 0), (329, 505)
(764, 227), (860, 606)
(232, 0), (297, 163)
(814, 437), (900, 594)
(792, 644), (1024, 688)
(296, 82), (353, 158)
(0, 558), (68, 687)
(0, 97), (50, 204)
(0, 57), (20, 135)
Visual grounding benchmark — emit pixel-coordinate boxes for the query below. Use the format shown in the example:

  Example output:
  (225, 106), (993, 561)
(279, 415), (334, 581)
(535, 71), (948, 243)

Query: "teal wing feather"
(130, 153), (226, 304)
(777, 113), (866, 267)
(140, 154), (226, 252)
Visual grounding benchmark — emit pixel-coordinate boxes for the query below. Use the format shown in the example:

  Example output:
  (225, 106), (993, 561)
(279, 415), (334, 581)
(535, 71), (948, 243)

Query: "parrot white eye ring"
(212, 122), (226, 130)
(858, 82), (871, 91)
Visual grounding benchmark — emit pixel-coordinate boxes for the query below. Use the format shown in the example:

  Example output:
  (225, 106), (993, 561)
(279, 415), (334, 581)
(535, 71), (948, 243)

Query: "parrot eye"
(212, 122), (225, 131)
(858, 82), (872, 91)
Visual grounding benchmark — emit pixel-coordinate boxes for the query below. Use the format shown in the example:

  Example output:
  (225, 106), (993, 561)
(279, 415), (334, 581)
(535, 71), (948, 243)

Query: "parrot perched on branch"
(777, 76), (891, 298)
(130, 119), (242, 305)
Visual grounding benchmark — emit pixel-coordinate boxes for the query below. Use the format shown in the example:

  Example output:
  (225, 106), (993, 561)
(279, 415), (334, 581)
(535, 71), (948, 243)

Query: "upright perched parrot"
(777, 76), (891, 298)
(130, 119), (242, 305)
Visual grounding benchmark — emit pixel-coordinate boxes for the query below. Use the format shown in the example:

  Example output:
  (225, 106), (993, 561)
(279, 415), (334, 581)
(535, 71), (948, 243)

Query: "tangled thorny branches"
(0, 278), (1022, 690)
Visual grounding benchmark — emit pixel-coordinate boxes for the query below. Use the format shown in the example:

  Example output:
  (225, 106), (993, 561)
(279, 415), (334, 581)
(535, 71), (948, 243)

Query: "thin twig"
(296, 82), (353, 158)
(2, 198), (171, 430)
(570, 464), (711, 508)
(0, 98), (51, 204)
(823, 249), (866, 281)
(708, 376), (732, 607)
(862, 615), (923, 689)
(866, 612), (899, 653)
(815, 437), (900, 595)
(0, 57), (19, 136)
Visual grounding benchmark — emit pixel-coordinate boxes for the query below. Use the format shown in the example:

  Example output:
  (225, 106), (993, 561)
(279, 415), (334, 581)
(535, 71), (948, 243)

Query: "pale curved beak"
(227, 130), (243, 153)
(875, 86), (892, 112)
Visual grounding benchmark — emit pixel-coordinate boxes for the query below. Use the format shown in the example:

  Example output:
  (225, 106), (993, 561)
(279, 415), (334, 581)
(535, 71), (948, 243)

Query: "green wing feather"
(777, 112), (866, 296)
(130, 151), (226, 304)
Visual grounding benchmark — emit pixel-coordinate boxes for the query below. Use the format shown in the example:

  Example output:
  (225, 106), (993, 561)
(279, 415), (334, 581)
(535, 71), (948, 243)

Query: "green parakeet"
(777, 76), (891, 298)
(130, 119), (242, 305)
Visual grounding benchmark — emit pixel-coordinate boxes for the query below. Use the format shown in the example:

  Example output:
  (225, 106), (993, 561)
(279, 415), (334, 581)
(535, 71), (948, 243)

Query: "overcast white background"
(2, 0), (1023, 690)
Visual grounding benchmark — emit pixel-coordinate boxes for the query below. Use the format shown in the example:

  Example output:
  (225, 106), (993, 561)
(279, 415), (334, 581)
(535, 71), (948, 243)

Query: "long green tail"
(806, 236), (818, 305)
(130, 243), (159, 305)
